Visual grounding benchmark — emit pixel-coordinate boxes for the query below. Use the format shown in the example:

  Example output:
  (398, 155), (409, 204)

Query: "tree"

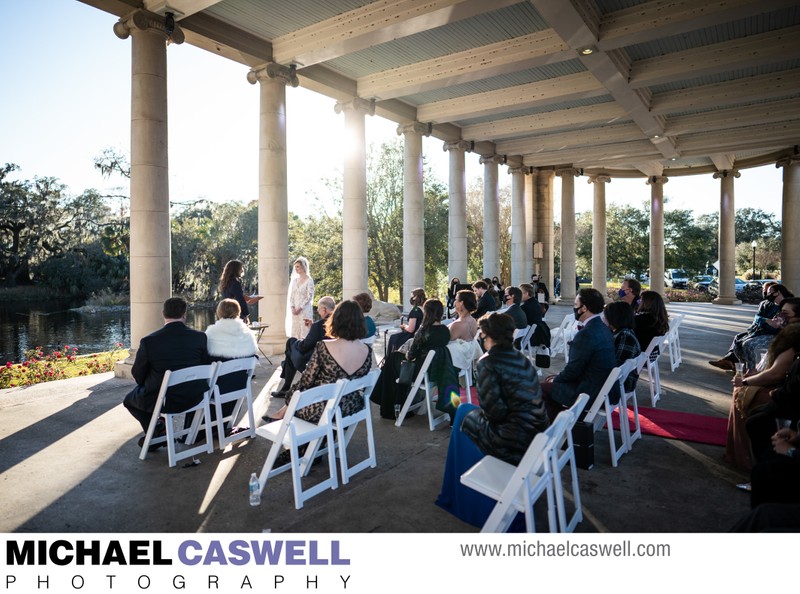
(465, 177), (511, 284)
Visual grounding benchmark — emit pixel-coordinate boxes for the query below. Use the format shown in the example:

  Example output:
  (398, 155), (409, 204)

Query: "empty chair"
(665, 313), (684, 371)
(549, 393), (589, 533)
(190, 357), (257, 450)
(255, 380), (346, 510)
(641, 334), (669, 407)
(549, 314), (574, 360)
(582, 366), (626, 467)
(139, 363), (217, 468)
(332, 369), (381, 485)
(620, 353), (646, 448)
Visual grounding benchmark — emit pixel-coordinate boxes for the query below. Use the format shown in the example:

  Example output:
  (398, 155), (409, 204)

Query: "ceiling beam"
(677, 121), (800, 155)
(357, 29), (573, 100)
(144, 0), (223, 18)
(498, 122), (645, 154)
(272, 0), (521, 67)
(664, 98), (800, 137)
(462, 102), (627, 141)
(630, 25), (800, 89)
(417, 71), (606, 123)
(651, 70), (800, 115)
(710, 154), (736, 171)
(522, 139), (661, 167)
(598, 0), (798, 50)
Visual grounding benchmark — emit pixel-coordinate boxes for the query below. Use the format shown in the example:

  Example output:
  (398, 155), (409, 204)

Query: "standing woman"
(285, 256), (315, 339)
(219, 260), (261, 323)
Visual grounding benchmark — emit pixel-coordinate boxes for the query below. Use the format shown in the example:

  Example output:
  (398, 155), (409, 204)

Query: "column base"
(114, 360), (134, 380)
(713, 297), (742, 305)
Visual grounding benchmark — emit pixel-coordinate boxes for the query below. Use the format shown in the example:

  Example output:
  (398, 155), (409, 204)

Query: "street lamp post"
(751, 240), (757, 280)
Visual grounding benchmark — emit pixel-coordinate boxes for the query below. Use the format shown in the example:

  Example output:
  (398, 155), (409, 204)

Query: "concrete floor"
(0, 301), (755, 533)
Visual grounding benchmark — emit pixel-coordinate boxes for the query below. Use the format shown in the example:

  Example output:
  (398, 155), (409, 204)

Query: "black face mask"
(766, 293), (777, 302)
(573, 306), (583, 321)
(477, 335), (486, 353)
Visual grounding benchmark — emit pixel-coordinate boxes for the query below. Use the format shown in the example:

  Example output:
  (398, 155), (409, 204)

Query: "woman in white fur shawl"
(206, 299), (259, 360)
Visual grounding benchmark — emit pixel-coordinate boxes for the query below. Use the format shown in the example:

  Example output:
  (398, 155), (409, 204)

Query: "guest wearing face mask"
(540, 288), (616, 419)
(618, 278), (641, 309)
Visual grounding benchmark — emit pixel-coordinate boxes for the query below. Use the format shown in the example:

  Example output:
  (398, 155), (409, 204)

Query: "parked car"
(746, 278), (776, 289)
(664, 269), (690, 289)
(691, 275), (713, 292)
(708, 277), (748, 298)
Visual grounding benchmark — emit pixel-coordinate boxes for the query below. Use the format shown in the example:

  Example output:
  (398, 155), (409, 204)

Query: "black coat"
(520, 298), (543, 326)
(287, 316), (328, 372)
(461, 346), (549, 465)
(130, 321), (210, 414)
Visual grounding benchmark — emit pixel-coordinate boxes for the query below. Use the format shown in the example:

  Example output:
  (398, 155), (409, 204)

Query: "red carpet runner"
(461, 388), (726, 447)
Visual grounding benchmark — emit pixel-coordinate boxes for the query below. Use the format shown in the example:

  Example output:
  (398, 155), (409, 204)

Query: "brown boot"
(708, 358), (735, 371)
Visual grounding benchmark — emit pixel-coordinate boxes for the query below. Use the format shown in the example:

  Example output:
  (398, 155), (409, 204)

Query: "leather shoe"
(708, 358), (735, 371)
(137, 425), (166, 451)
(261, 414), (283, 423)
(271, 389), (289, 397)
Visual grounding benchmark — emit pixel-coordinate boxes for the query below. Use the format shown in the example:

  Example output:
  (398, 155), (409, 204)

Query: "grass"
(0, 344), (129, 389)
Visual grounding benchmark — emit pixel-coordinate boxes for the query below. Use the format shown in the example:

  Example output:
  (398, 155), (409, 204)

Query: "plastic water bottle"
(248, 473), (261, 506)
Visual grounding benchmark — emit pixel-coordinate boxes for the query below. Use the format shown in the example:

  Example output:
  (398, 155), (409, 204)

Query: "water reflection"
(0, 301), (233, 364)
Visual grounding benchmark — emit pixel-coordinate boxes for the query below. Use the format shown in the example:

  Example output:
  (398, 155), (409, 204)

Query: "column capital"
(396, 121), (431, 137)
(333, 97), (375, 116)
(479, 154), (506, 166)
(442, 140), (472, 153)
(712, 169), (741, 179)
(587, 174), (611, 184)
(507, 166), (527, 175)
(113, 9), (185, 44)
(646, 175), (669, 186)
(556, 167), (580, 178)
(247, 63), (299, 88)
(777, 155), (800, 168)
(526, 166), (539, 176)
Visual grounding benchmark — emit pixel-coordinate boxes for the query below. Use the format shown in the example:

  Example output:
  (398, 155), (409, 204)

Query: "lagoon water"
(0, 301), (228, 365)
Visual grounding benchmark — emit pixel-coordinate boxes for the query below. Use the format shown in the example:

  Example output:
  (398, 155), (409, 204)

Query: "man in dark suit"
(502, 286), (528, 330)
(541, 288), (616, 417)
(472, 280), (498, 319)
(519, 283), (544, 326)
(270, 295), (336, 397)
(123, 297), (210, 444)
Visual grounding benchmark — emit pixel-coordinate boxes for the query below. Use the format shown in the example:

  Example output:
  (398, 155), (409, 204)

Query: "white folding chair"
(332, 369), (381, 485)
(189, 357), (257, 450)
(665, 314), (683, 371)
(139, 363), (217, 468)
(460, 413), (571, 533)
(582, 366), (626, 467)
(360, 334), (377, 346)
(549, 314), (574, 360)
(620, 353), (646, 448)
(394, 350), (450, 431)
(640, 334), (668, 407)
(457, 366), (474, 405)
(255, 380), (346, 510)
(549, 393), (589, 533)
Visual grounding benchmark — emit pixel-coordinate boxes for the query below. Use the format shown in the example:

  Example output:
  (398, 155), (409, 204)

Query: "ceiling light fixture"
(577, 46), (596, 56)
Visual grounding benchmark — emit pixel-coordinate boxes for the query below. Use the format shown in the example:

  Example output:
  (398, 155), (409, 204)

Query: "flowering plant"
(0, 344), (128, 389)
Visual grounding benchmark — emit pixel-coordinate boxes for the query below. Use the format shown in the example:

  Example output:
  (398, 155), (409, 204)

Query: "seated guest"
(484, 277), (502, 309)
(446, 277), (461, 314)
(501, 286), (528, 330)
(352, 292), (377, 338)
(269, 295), (335, 398)
(634, 290), (669, 355)
(603, 301), (641, 398)
(710, 283), (788, 371)
(737, 297), (800, 370)
(205, 298), (259, 403)
(372, 299), (457, 420)
(472, 280), (498, 319)
(123, 297), (210, 449)
(519, 283), (544, 326)
(436, 312), (549, 529)
(541, 288), (616, 418)
(449, 289), (478, 342)
(618, 278), (641, 309)
(387, 287), (426, 353)
(726, 323), (800, 471)
(264, 300), (372, 423)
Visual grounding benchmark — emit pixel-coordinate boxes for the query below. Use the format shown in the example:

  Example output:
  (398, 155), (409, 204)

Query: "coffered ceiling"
(81, 0), (800, 178)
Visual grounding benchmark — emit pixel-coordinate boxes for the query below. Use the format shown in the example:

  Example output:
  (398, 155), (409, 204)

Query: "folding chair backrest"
(395, 350), (438, 428)
(211, 357), (257, 447)
(640, 334), (667, 406)
(334, 369), (381, 484)
(582, 366), (622, 428)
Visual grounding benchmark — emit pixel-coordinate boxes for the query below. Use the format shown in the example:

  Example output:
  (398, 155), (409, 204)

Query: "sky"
(0, 0), (786, 222)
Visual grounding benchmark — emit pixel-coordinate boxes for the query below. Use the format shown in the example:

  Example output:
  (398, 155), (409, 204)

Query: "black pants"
(745, 401), (799, 463)
(123, 385), (157, 432)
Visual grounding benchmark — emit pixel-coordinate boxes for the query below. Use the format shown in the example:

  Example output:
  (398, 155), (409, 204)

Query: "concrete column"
(537, 169), (555, 299)
(397, 122), (427, 301)
(778, 156), (800, 293)
(525, 168), (537, 281)
(509, 166), (526, 286)
(444, 140), (471, 283)
(589, 174), (611, 298)
(557, 168), (579, 302)
(113, 11), (184, 351)
(335, 98), (374, 299)
(713, 169), (742, 305)
(647, 176), (668, 298)
(480, 155), (502, 278)
(247, 62), (298, 349)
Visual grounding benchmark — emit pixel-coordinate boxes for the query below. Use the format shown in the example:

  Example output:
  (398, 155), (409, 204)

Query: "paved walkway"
(0, 302), (755, 533)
